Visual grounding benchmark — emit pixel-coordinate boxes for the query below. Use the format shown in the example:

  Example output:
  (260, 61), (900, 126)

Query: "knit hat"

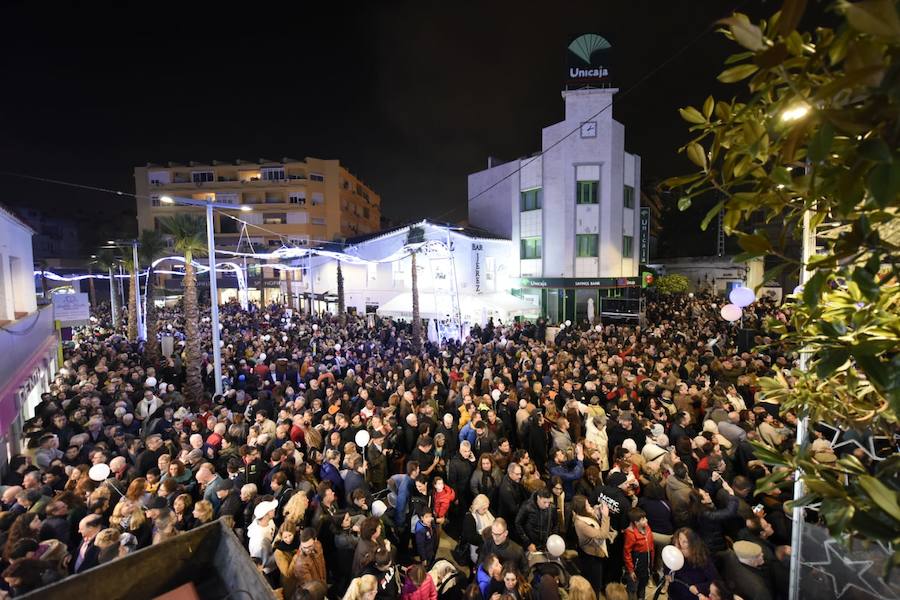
(606, 472), (628, 487)
(649, 423), (665, 440)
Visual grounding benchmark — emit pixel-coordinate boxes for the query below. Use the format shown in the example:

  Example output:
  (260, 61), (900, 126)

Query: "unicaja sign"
(567, 34), (611, 84)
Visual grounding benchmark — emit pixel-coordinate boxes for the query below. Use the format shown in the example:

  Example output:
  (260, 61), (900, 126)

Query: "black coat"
(496, 475), (527, 526)
(515, 493), (558, 549)
(447, 455), (475, 506)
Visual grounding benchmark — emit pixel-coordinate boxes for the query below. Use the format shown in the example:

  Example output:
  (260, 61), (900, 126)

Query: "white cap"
(254, 499), (278, 520)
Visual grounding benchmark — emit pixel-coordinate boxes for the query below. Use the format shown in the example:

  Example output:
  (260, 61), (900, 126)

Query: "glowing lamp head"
(159, 196), (175, 205)
(781, 104), (810, 122)
(240, 205), (252, 212)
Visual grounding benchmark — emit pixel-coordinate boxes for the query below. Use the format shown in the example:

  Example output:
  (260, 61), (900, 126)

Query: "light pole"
(160, 195), (252, 397)
(105, 240), (144, 341)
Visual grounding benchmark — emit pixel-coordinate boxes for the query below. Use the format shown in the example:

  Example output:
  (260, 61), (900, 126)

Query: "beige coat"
(573, 512), (613, 558)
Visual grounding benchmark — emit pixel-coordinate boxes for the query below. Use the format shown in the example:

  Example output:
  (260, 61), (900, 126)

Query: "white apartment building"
(468, 87), (643, 323)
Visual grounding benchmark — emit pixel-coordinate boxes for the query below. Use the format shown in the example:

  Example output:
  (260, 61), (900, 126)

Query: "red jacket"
(433, 485), (456, 519)
(623, 524), (655, 574)
(401, 574), (437, 600)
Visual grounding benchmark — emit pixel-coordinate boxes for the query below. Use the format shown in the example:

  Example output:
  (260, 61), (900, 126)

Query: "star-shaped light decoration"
(803, 539), (900, 599)
(814, 422), (893, 462)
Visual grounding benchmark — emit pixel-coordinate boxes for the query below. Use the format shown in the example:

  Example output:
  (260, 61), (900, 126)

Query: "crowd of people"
(1, 290), (859, 600)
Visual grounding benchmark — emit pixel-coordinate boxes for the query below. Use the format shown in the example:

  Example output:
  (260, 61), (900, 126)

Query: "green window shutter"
(623, 235), (634, 258)
(624, 185), (635, 209)
(576, 234), (599, 257)
(577, 181), (599, 204)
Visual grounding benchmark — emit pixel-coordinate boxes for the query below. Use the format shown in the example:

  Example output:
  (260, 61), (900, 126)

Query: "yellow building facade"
(134, 157), (381, 249)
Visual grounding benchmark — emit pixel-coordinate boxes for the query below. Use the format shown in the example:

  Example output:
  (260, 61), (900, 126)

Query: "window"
(520, 188), (542, 211)
(577, 180), (599, 204)
(310, 173), (325, 182)
(217, 192), (239, 205)
(219, 217), (239, 234)
(623, 235), (634, 258)
(289, 192), (306, 205)
(311, 217), (326, 225)
(151, 196), (161, 207)
(261, 167), (285, 181)
(311, 192), (325, 206)
(624, 185), (635, 209)
(191, 171), (215, 183)
(263, 213), (287, 225)
(576, 234), (599, 257)
(520, 237), (542, 259)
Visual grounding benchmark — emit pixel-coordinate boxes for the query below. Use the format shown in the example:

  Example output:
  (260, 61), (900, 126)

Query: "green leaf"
(808, 122), (835, 162)
(842, 0), (900, 40)
(686, 142), (708, 170)
(703, 96), (715, 119)
(700, 201), (725, 231)
(677, 197), (692, 211)
(859, 475), (900, 523)
(718, 64), (759, 83)
(858, 138), (892, 162)
(867, 162), (900, 207)
(771, 166), (793, 186)
(851, 267), (880, 300)
(720, 15), (766, 51)
(815, 348), (851, 378)
(803, 270), (827, 307)
(857, 354), (890, 390)
(777, 0), (809, 35)
(679, 107), (706, 124)
(736, 232), (774, 254)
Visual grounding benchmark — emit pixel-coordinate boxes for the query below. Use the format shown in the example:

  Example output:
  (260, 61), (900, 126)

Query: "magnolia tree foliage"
(664, 0), (900, 563)
(655, 273), (691, 295)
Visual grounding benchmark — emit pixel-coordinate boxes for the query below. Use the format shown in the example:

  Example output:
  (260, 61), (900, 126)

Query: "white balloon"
(662, 545), (685, 571)
(595, 324), (603, 332)
(720, 303), (742, 322)
(355, 429), (371, 448)
(491, 389), (501, 402)
(264, 314), (270, 320)
(312, 324), (318, 331)
(546, 534), (566, 558)
(89, 463), (111, 482)
(729, 286), (756, 308)
(559, 323), (566, 330)
(263, 334), (271, 341)
(565, 320), (572, 327)
(371, 500), (387, 518)
(282, 335), (288, 342)
(334, 343), (341, 351)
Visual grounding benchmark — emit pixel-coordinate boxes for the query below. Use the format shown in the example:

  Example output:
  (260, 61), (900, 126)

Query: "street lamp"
(159, 195), (252, 396)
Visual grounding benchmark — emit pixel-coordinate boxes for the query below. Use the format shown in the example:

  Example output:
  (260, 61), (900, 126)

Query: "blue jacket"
(320, 462), (345, 504)
(477, 565), (494, 599)
(458, 422), (477, 447)
(549, 459), (584, 496)
(390, 473), (413, 527)
(414, 519), (437, 564)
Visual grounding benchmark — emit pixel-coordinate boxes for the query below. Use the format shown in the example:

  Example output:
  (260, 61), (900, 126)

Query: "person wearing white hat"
(144, 376), (157, 389)
(248, 498), (278, 575)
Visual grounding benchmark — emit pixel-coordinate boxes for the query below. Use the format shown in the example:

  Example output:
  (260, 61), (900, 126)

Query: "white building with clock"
(467, 85), (643, 324)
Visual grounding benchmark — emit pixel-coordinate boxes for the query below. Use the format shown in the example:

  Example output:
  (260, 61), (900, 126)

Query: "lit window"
(577, 181), (599, 204)
(261, 167), (285, 181)
(520, 188), (542, 211)
(576, 234), (599, 257)
(263, 213), (287, 225)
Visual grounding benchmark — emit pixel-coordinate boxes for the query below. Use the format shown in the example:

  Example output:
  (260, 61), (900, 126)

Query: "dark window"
(623, 235), (634, 258)
(520, 237), (542, 259)
(519, 188), (542, 211)
(577, 180), (599, 204)
(624, 185), (635, 209)
(576, 234), (599, 257)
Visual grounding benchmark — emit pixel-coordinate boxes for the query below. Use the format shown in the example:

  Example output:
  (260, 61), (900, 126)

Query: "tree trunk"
(127, 268), (138, 342)
(144, 267), (159, 364)
(410, 251), (422, 353)
(183, 250), (203, 404)
(337, 260), (345, 324)
(87, 265), (97, 308)
(285, 268), (294, 310)
(109, 267), (119, 327)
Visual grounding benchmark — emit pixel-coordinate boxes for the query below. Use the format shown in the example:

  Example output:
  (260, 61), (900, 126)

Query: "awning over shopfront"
(376, 291), (539, 323)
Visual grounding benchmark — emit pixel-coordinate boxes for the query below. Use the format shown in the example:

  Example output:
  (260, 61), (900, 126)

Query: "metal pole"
(118, 264), (126, 308)
(109, 266), (119, 327)
(206, 203), (224, 397)
(309, 251), (315, 316)
(132, 241), (144, 341)
(788, 209), (814, 600)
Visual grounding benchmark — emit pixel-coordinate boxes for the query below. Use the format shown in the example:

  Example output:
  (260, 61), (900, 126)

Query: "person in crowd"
(623, 508), (654, 600)
(572, 494), (611, 594)
(667, 527), (720, 600)
(292, 527), (327, 591)
(460, 494), (493, 567)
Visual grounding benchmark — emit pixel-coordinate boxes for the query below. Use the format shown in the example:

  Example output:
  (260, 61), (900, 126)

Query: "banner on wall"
(472, 243), (484, 295)
(52, 293), (90, 325)
(639, 207), (650, 263)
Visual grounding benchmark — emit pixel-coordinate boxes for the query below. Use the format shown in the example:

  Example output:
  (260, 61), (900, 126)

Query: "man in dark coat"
(70, 515), (102, 574)
(495, 463), (527, 534)
(720, 541), (775, 600)
(514, 488), (558, 553)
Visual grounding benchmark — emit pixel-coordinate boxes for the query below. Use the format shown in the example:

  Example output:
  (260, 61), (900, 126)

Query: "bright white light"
(781, 104), (810, 122)
(240, 205), (252, 212)
(160, 196), (174, 204)
(776, 184), (785, 190)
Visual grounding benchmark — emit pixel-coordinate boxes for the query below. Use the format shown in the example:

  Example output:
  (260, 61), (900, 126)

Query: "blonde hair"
(567, 576), (596, 600)
(604, 582), (629, 600)
(342, 574), (377, 600)
(470, 493), (491, 513)
(283, 491), (309, 524)
(95, 528), (121, 549)
(194, 500), (215, 523)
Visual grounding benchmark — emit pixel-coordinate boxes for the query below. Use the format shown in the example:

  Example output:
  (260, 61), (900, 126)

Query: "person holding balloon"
(663, 528), (720, 600)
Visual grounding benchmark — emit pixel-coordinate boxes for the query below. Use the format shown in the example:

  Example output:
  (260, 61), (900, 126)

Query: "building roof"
(342, 218), (508, 247)
(0, 203), (37, 235)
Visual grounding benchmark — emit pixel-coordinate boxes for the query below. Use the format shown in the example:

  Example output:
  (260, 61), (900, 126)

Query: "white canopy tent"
(377, 291), (538, 324)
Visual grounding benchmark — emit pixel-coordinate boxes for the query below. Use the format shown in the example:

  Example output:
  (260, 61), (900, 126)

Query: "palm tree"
(406, 225), (425, 353)
(336, 260), (345, 322)
(161, 213), (207, 404)
(95, 250), (119, 327)
(139, 229), (168, 365)
(122, 253), (139, 342)
(86, 263), (97, 308)
(285, 268), (294, 310)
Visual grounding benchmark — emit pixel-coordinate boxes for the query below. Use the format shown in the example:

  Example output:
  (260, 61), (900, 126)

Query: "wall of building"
(0, 210), (38, 321)
(655, 256), (766, 294)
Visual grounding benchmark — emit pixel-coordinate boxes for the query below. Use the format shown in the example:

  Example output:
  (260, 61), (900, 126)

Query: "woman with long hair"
(678, 482), (738, 553)
(400, 562), (437, 600)
(3, 513), (40, 562)
(499, 565), (533, 600)
(192, 500), (215, 527)
(460, 493), (494, 565)
(342, 573), (378, 600)
(667, 527), (719, 600)
(172, 493), (196, 532)
(469, 454), (500, 500)
(111, 499), (152, 549)
(273, 521), (299, 598)
(125, 477), (148, 504)
(572, 494), (612, 596)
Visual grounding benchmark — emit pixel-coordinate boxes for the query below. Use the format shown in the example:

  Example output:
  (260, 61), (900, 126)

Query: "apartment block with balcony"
(135, 157), (381, 250)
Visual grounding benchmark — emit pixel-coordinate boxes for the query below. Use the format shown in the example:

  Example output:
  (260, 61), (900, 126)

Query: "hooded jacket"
(401, 574), (438, 600)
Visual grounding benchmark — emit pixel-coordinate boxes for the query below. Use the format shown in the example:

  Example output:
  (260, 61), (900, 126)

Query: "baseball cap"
(254, 499), (278, 520)
(607, 472), (628, 487)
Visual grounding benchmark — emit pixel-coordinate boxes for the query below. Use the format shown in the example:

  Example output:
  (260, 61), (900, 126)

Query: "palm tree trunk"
(127, 268), (138, 341)
(337, 260), (345, 323)
(144, 266), (159, 364)
(410, 251), (422, 353)
(183, 250), (203, 404)
(87, 265), (97, 308)
(285, 268), (294, 309)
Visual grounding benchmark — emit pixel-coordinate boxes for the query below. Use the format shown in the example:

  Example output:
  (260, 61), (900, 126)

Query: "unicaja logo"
(568, 34), (611, 80)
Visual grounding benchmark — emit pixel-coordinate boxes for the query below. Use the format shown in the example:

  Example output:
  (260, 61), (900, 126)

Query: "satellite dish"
(89, 463), (111, 482)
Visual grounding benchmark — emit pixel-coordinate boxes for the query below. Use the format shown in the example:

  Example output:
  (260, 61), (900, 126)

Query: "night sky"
(0, 1), (820, 256)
